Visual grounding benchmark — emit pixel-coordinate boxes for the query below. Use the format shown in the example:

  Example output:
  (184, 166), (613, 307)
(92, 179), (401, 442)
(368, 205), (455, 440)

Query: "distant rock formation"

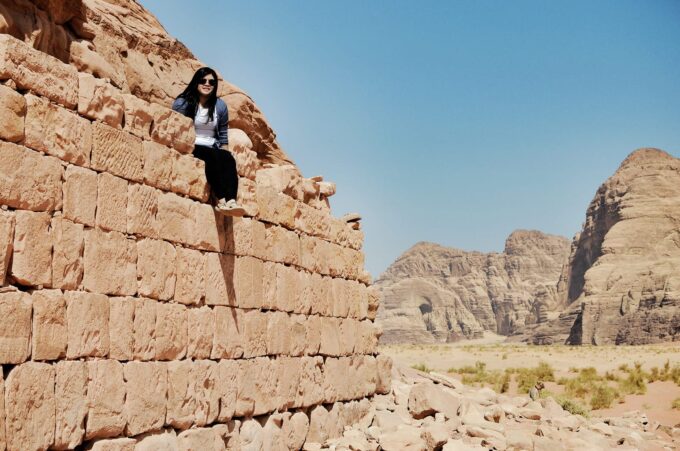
(375, 230), (570, 344)
(551, 148), (680, 345)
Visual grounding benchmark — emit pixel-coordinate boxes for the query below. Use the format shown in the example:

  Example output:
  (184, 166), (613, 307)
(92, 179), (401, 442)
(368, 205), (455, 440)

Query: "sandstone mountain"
(375, 230), (570, 344)
(529, 148), (680, 345)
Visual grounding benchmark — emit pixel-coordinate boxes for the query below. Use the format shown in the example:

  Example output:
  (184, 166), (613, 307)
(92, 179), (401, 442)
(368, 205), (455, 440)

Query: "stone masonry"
(0, 34), (389, 450)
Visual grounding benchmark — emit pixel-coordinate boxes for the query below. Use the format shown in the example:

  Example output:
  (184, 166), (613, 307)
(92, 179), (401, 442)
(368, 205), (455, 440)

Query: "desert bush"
(590, 384), (620, 410)
(495, 372), (511, 393)
(514, 361), (556, 393)
(541, 391), (589, 417)
(619, 366), (647, 395)
(672, 398), (680, 410)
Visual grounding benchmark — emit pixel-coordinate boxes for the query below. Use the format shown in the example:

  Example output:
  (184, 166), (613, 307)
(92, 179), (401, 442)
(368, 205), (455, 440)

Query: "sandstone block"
(298, 271), (320, 315)
(282, 411), (309, 451)
(234, 256), (264, 309)
(166, 360), (194, 429)
(305, 314), (322, 356)
(124, 361), (167, 436)
(32, 289), (67, 360)
(155, 302), (187, 360)
(297, 356), (325, 407)
(224, 216), (266, 259)
(192, 360), (220, 427)
(211, 306), (245, 359)
(96, 172), (128, 233)
(127, 183), (159, 238)
(109, 297), (134, 361)
(78, 72), (124, 127)
(243, 309), (268, 358)
(11, 210), (52, 286)
(158, 192), (194, 245)
(0, 141), (63, 212)
(24, 93), (91, 165)
(0, 291), (31, 364)
(215, 360), (239, 422)
(237, 177), (259, 217)
(408, 382), (460, 420)
(356, 320), (380, 355)
(151, 105), (195, 154)
(238, 357), (278, 416)
(0, 34), (77, 108)
(133, 297), (156, 360)
(172, 153), (209, 201)
(0, 211), (15, 286)
(264, 225), (300, 266)
(142, 140), (174, 191)
(307, 404), (330, 444)
(272, 264), (301, 312)
(54, 360), (87, 450)
(122, 93), (153, 139)
(63, 165), (97, 226)
(353, 355), (378, 398)
(0, 84), (25, 142)
(89, 438), (136, 451)
(322, 357), (349, 403)
(87, 360), (126, 439)
(319, 317), (342, 357)
(83, 228), (137, 295)
(228, 128), (257, 176)
(289, 314), (307, 357)
(66, 291), (109, 358)
(295, 201), (331, 239)
(91, 122), (143, 182)
(266, 311), (292, 356)
(300, 235), (330, 275)
(193, 203), (224, 251)
(205, 252), (234, 306)
(137, 238), (176, 300)
(256, 165), (301, 199)
(4, 362), (56, 451)
(0, 370), (3, 450)
(257, 184), (295, 228)
(175, 247), (206, 305)
(276, 357), (302, 411)
(339, 319), (358, 356)
(51, 217), (84, 290)
(187, 306), (214, 359)
(178, 428), (225, 451)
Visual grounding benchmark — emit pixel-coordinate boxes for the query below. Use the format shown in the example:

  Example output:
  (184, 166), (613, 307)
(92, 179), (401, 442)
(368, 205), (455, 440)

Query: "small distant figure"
(529, 381), (545, 401)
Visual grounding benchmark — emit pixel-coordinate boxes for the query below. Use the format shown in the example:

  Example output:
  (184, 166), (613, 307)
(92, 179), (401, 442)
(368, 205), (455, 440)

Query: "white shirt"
(194, 104), (217, 147)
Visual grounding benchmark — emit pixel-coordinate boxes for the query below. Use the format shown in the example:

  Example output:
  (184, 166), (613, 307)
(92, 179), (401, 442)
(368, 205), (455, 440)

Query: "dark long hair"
(177, 67), (219, 121)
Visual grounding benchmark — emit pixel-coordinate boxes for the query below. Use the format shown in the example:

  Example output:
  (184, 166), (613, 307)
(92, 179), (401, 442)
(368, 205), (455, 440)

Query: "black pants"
(193, 145), (238, 201)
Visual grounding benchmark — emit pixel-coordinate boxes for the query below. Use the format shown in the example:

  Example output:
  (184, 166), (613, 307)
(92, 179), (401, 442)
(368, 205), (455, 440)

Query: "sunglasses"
(199, 78), (216, 86)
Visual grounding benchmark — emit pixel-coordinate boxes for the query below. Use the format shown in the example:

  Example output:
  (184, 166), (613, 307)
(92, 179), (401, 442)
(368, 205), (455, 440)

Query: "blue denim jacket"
(171, 97), (229, 147)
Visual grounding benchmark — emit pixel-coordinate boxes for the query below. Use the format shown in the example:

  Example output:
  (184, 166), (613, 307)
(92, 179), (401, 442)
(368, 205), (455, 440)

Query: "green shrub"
(590, 384), (619, 410)
(619, 369), (647, 395)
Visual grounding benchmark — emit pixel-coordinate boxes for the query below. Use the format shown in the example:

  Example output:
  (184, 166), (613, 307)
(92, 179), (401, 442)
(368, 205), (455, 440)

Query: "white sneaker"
(215, 198), (246, 217)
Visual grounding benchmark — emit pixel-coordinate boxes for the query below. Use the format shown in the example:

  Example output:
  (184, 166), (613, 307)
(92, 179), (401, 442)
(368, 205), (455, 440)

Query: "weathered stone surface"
(264, 224), (301, 266)
(238, 357), (278, 417)
(376, 230), (570, 343)
(173, 153), (209, 201)
(158, 192), (194, 245)
(109, 297), (135, 361)
(122, 93), (153, 139)
(232, 256), (263, 309)
(137, 238), (176, 300)
(187, 306), (214, 359)
(215, 360), (239, 422)
(229, 128), (259, 179)
(0, 84), (25, 142)
(133, 297), (156, 360)
(155, 302), (187, 360)
(408, 382), (460, 419)
(166, 360), (194, 429)
(83, 228), (137, 296)
(96, 172), (128, 233)
(91, 122), (143, 182)
(243, 309), (268, 358)
(4, 362), (56, 451)
(175, 246), (206, 305)
(237, 177), (259, 217)
(124, 361), (167, 436)
(194, 203), (225, 252)
(66, 291), (109, 358)
(257, 184), (295, 228)
(178, 428), (225, 451)
(282, 411), (309, 451)
(63, 165), (97, 226)
(0, 34), (77, 108)
(127, 183), (159, 238)
(78, 72), (124, 127)
(54, 360), (87, 450)
(225, 216), (266, 259)
(212, 306), (244, 359)
(0, 141), (63, 212)
(150, 104), (195, 154)
(32, 289), (67, 360)
(142, 140), (175, 191)
(0, 211), (14, 286)
(89, 438), (136, 451)
(11, 210), (52, 287)
(51, 217), (84, 290)
(205, 252), (234, 306)
(87, 360), (126, 440)
(24, 93), (91, 165)
(0, 291), (31, 364)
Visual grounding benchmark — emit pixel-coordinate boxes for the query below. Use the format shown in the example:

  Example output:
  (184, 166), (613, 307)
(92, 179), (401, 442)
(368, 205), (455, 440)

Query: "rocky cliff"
(375, 230), (570, 344)
(551, 148), (680, 345)
(0, 1), (389, 450)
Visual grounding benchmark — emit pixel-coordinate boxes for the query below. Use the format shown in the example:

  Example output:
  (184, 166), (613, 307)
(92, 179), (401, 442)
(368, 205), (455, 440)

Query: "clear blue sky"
(141, 0), (680, 277)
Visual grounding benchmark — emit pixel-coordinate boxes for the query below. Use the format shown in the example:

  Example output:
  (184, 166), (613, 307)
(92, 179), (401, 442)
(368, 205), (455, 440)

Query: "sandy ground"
(380, 334), (680, 426)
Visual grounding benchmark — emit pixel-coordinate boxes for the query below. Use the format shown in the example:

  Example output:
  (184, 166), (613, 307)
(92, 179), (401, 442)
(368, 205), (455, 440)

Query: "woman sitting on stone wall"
(172, 67), (245, 216)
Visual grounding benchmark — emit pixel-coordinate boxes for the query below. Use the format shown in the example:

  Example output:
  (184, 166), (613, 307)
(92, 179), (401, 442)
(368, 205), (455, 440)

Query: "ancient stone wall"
(0, 34), (390, 450)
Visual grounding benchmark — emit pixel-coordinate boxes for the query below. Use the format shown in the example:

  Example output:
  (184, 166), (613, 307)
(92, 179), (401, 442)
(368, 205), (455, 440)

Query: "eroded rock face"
(556, 148), (680, 345)
(375, 230), (570, 343)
